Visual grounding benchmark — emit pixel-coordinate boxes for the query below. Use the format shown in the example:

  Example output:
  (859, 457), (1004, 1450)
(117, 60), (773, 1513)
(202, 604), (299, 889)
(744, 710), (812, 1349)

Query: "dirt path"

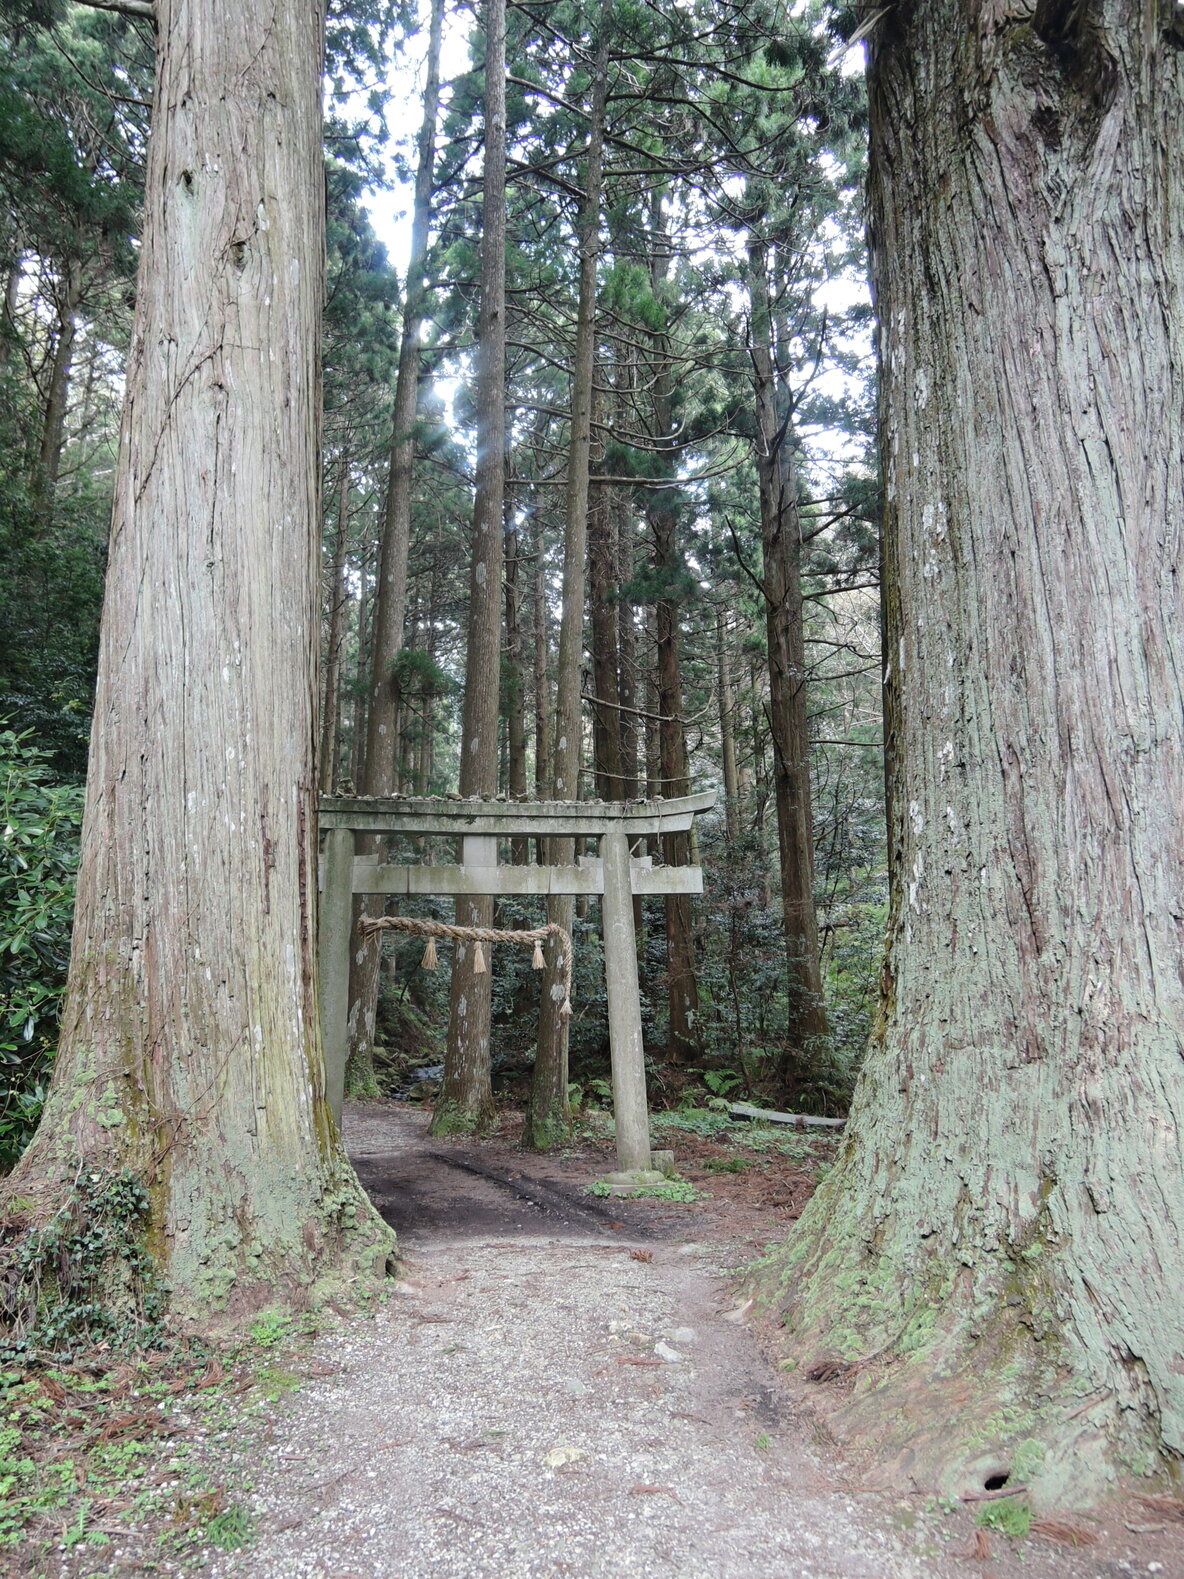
(206, 1106), (1169, 1579)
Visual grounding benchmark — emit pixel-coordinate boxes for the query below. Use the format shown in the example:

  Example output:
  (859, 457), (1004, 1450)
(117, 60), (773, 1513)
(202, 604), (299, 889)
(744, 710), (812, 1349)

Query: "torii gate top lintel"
(317, 790), (716, 1178)
(318, 789), (716, 837)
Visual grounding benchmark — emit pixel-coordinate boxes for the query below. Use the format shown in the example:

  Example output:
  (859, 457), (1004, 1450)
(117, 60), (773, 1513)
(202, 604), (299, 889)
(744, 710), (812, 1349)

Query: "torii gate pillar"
(601, 826), (651, 1172)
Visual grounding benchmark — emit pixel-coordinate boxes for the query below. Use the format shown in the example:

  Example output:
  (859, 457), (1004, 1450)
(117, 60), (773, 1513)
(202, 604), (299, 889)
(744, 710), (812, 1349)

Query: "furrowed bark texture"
(759, 0), (1184, 1504)
(435, 0), (506, 1135)
(10, 0), (391, 1314)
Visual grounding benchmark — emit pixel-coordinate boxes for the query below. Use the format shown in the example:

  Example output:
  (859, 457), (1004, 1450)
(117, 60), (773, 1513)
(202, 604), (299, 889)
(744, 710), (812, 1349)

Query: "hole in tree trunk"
(983, 1472), (1011, 1491)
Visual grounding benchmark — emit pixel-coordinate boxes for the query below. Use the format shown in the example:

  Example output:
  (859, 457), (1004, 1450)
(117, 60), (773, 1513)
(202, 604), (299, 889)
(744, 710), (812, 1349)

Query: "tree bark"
(615, 500), (640, 801)
(716, 607), (739, 840)
(0, 236), (21, 367)
(349, 554), (370, 788)
(646, 194), (699, 1062)
(504, 513), (529, 861)
(526, 20), (610, 1150)
(757, 0), (1184, 1504)
(532, 508), (551, 801)
(588, 474), (624, 798)
(433, 0), (507, 1136)
(6, 0), (390, 1315)
(38, 258), (83, 497)
(319, 451), (351, 795)
(748, 240), (829, 1093)
(346, 0), (444, 1086)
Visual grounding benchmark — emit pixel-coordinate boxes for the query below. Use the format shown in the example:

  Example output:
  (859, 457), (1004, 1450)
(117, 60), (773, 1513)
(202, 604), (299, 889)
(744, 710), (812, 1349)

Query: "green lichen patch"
(428, 1098), (495, 1138)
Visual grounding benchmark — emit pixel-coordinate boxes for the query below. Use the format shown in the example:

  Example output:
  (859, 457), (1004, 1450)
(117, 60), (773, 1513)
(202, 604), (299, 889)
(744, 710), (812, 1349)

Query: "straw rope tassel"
(358, 913), (573, 1020)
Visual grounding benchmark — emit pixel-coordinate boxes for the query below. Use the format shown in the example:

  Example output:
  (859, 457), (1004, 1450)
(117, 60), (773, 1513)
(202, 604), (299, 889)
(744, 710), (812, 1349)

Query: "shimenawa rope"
(357, 913), (573, 1019)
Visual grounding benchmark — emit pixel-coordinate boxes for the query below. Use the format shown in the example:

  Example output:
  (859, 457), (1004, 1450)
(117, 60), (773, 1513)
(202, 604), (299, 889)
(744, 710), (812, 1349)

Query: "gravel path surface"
(202, 1108), (1167, 1579)
(210, 1234), (930, 1579)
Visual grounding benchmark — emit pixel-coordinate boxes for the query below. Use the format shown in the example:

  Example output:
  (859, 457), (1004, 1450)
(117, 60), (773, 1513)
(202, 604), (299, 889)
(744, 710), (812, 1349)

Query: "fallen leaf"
(630, 1484), (681, 1503)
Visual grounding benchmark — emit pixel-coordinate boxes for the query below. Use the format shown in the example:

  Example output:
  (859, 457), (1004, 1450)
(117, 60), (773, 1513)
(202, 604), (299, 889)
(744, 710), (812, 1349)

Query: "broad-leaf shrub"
(0, 728), (82, 1170)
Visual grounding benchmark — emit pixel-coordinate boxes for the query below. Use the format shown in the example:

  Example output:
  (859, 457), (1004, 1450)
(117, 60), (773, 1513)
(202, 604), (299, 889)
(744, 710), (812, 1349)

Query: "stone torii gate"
(318, 790), (715, 1176)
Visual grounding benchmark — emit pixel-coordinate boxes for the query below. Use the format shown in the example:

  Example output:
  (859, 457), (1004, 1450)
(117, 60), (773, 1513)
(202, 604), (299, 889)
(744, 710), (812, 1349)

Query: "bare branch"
(74, 0), (155, 20)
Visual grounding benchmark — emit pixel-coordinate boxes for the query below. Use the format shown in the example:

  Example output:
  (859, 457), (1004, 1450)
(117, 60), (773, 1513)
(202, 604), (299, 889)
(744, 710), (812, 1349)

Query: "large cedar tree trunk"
(7, 0), (391, 1317)
(758, 0), (1184, 1504)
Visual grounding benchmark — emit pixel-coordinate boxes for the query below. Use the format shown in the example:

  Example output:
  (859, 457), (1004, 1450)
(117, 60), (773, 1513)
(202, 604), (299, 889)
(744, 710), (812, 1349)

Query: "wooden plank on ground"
(727, 1102), (845, 1130)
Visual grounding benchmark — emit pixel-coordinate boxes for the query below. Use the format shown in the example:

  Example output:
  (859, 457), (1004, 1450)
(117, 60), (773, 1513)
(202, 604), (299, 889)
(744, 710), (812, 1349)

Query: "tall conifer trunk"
(759, 0), (1184, 1502)
(7, 0), (390, 1315)
(345, 0), (444, 1089)
(526, 21), (611, 1150)
(716, 608), (739, 841)
(504, 513), (528, 862)
(38, 258), (82, 497)
(748, 241), (829, 1092)
(647, 194), (699, 1063)
(588, 473), (623, 798)
(531, 510), (551, 798)
(433, 0), (507, 1135)
(615, 501), (640, 802)
(319, 452), (351, 795)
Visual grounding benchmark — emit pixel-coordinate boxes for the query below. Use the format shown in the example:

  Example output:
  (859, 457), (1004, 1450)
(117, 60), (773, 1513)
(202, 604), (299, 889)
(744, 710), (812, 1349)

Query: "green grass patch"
(976, 1497), (1032, 1539)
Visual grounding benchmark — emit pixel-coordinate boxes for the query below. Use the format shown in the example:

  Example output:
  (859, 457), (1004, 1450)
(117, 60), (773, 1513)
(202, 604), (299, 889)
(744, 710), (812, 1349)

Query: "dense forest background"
(0, 0), (885, 1166)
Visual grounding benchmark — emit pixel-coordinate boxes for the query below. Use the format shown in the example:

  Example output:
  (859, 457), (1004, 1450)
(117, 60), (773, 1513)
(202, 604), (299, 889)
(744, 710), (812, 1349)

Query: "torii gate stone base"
(317, 791), (715, 1180)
